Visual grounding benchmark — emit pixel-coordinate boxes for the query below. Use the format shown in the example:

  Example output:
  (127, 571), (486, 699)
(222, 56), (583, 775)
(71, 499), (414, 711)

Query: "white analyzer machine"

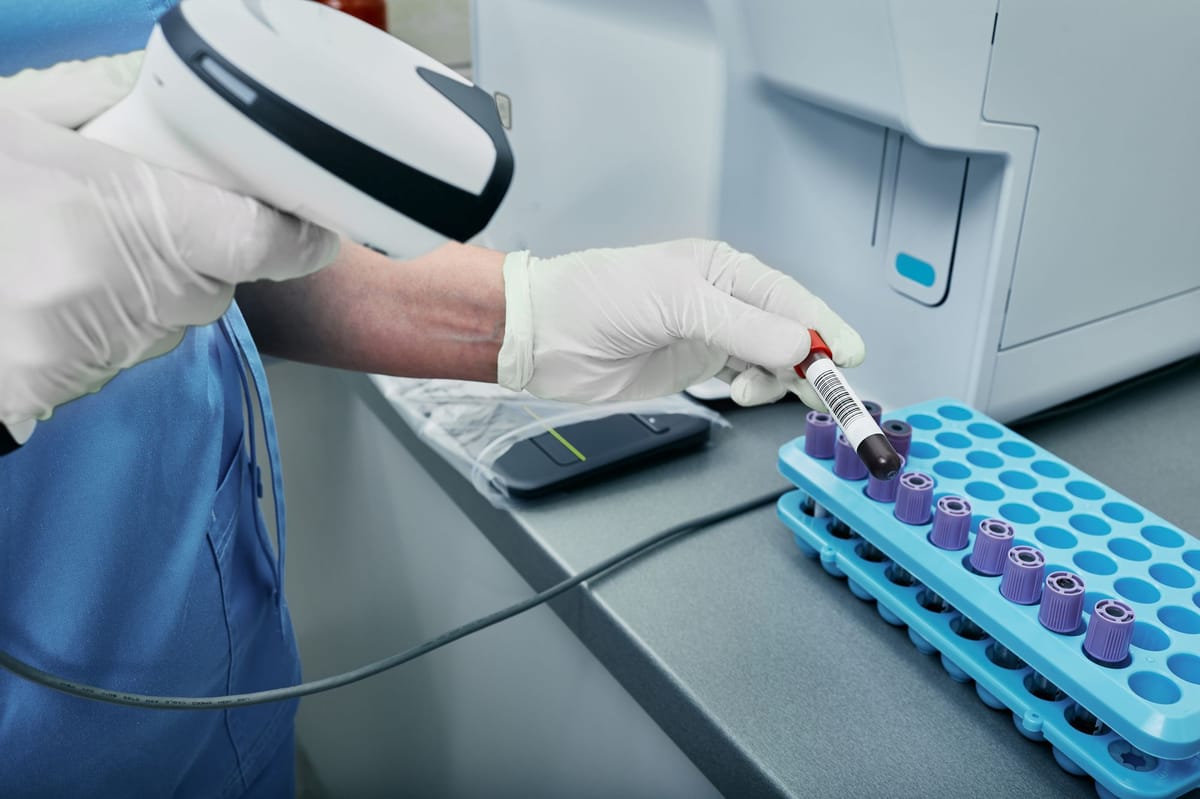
(471, 0), (1200, 421)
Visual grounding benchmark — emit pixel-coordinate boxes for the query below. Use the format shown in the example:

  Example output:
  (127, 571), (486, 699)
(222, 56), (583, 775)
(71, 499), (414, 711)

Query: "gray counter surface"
(357, 362), (1200, 799)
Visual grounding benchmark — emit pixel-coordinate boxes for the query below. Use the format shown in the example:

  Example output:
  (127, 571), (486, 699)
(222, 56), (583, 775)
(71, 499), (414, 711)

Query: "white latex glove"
(498, 239), (865, 408)
(0, 54), (340, 427)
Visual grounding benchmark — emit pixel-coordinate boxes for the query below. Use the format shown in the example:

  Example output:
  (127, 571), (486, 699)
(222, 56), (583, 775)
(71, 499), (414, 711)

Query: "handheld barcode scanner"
(83, 0), (514, 258)
(795, 331), (902, 481)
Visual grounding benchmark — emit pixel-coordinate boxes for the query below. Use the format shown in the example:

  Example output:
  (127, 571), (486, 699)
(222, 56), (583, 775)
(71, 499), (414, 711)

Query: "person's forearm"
(236, 240), (506, 382)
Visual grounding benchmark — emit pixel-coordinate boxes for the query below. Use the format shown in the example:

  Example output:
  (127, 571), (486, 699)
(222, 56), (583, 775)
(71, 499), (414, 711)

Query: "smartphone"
(489, 412), (712, 499)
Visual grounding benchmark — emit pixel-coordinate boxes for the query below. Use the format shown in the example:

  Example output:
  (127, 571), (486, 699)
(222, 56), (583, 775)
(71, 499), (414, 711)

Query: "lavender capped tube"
(1039, 571), (1086, 634)
(1000, 546), (1046, 605)
(1084, 600), (1135, 665)
(894, 472), (934, 525)
(834, 432), (868, 480)
(930, 496), (972, 550)
(862, 401), (883, 426)
(881, 419), (913, 460)
(803, 411), (837, 459)
(970, 518), (1014, 576)
(867, 456), (906, 502)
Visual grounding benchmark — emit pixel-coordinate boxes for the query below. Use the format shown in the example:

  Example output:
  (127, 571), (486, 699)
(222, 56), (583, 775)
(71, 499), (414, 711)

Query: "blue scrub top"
(0, 4), (302, 796)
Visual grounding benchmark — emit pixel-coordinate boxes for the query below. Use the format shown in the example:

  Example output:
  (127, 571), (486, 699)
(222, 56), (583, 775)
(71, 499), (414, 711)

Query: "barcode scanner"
(794, 330), (902, 481)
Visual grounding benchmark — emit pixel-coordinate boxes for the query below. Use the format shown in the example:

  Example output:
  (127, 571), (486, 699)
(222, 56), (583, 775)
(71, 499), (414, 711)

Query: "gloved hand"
(0, 54), (340, 427)
(498, 239), (865, 408)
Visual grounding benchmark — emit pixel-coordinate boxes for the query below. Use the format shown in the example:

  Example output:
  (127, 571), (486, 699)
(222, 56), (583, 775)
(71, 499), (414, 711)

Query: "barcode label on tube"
(804, 359), (877, 448)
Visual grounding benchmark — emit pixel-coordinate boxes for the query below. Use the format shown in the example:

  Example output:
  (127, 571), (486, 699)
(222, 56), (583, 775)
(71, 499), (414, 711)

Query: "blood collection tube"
(795, 331), (902, 482)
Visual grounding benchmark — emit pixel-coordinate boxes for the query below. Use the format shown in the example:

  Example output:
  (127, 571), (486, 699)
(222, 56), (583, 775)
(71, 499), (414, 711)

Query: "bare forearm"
(236, 240), (506, 382)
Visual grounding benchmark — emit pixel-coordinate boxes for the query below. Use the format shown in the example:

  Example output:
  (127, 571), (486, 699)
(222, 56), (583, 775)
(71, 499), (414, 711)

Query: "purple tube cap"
(881, 419), (913, 460)
(970, 518), (1014, 576)
(930, 496), (972, 551)
(866, 455), (906, 502)
(804, 410), (837, 459)
(1039, 571), (1086, 634)
(1084, 600), (1135, 665)
(834, 432), (868, 480)
(894, 471), (934, 525)
(1000, 546), (1045, 605)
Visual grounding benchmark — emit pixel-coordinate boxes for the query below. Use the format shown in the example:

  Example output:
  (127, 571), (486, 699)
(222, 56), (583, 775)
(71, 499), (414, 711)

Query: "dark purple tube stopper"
(881, 419), (912, 460)
(930, 496), (972, 550)
(803, 410), (837, 459)
(1000, 546), (1045, 605)
(1039, 571), (1086, 634)
(834, 432), (868, 480)
(866, 455), (906, 502)
(862, 400), (883, 426)
(969, 518), (1014, 576)
(894, 472), (934, 524)
(1084, 600), (1135, 666)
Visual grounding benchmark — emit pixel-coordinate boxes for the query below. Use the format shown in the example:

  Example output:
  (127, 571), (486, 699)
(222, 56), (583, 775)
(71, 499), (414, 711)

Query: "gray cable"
(0, 489), (786, 710)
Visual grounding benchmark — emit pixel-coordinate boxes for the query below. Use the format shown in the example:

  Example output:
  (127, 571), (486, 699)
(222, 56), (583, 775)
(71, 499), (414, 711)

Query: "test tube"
(894, 472), (934, 525)
(1039, 572), (1086, 634)
(803, 410), (837, 459)
(969, 518), (1014, 576)
(834, 433), (868, 480)
(794, 330), (901, 481)
(881, 419), (913, 459)
(1084, 600), (1135, 666)
(930, 496), (972, 550)
(1000, 546), (1045, 605)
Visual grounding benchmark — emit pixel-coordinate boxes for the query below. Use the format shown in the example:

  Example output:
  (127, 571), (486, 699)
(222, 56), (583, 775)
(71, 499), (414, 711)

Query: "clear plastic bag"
(370, 375), (729, 507)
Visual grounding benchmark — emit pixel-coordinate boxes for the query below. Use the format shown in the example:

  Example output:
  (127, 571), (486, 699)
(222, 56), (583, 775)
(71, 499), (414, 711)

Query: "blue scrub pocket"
(206, 436), (298, 795)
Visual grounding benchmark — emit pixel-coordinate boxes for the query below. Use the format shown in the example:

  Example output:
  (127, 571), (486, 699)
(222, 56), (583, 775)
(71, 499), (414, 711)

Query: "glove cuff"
(497, 250), (534, 392)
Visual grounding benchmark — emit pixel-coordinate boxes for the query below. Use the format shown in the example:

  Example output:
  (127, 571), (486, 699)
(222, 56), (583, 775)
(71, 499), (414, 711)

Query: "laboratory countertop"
(355, 364), (1200, 799)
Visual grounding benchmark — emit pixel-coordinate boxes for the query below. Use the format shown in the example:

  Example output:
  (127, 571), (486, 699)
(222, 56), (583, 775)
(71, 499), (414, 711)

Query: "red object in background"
(313, 0), (388, 31)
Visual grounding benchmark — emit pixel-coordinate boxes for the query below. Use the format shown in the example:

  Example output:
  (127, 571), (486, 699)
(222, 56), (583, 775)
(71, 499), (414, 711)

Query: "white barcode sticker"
(803, 359), (878, 449)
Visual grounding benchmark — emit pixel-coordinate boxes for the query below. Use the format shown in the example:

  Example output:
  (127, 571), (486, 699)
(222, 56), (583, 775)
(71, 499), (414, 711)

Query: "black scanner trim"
(159, 5), (513, 244)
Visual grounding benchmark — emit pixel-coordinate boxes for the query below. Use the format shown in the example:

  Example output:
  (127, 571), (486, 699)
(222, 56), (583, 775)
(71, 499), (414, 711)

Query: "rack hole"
(1128, 672), (1181, 705)
(1168, 653), (1200, 685)
(1033, 492), (1072, 512)
(967, 422), (1002, 439)
(933, 462), (970, 480)
(1149, 563), (1195, 589)
(999, 471), (1037, 490)
(1024, 673), (1066, 702)
(1065, 704), (1108, 736)
(1070, 514), (1111, 537)
(1000, 503), (1039, 524)
(1131, 622), (1170, 652)
(1158, 606), (1200, 634)
(1073, 551), (1117, 576)
(1031, 460), (1069, 478)
(908, 414), (941, 430)
(951, 616), (989, 641)
(855, 541), (888, 563)
(1107, 538), (1151, 561)
(1141, 525), (1185, 548)
(1114, 578), (1160, 604)
(967, 451), (1003, 468)
(1035, 526), (1077, 549)
(966, 482), (1004, 501)
(917, 589), (953, 613)
(938, 405), (972, 421)
(998, 441), (1035, 458)
(1066, 481), (1105, 501)
(1102, 502), (1144, 524)
(885, 563), (918, 587)
(908, 442), (939, 460)
(827, 520), (854, 540)
(936, 432), (971, 449)
(986, 642), (1025, 670)
(1108, 741), (1159, 772)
